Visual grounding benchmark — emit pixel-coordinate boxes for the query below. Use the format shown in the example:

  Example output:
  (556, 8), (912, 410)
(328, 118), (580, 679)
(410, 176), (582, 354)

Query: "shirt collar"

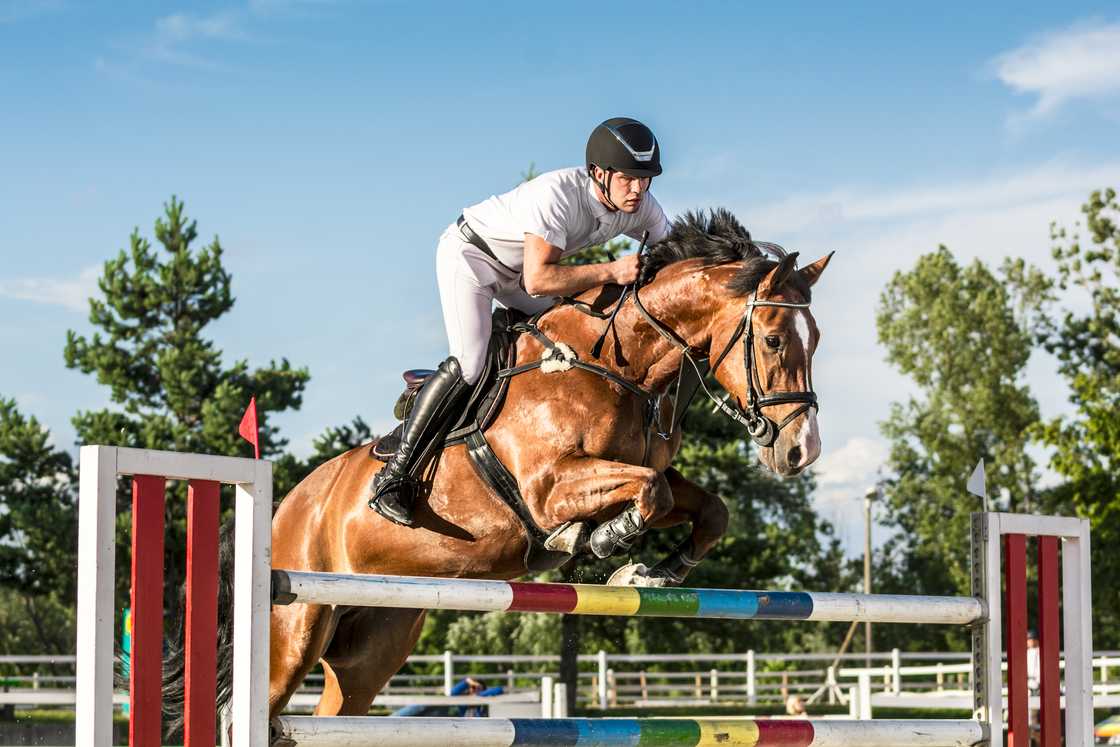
(584, 172), (613, 220)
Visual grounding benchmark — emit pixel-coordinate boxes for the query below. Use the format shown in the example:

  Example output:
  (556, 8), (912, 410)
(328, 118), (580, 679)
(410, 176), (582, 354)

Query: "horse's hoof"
(544, 521), (589, 554)
(606, 563), (672, 588)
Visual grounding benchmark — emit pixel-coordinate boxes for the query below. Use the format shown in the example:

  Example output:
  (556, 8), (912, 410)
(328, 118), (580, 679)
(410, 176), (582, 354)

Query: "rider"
(369, 117), (673, 527)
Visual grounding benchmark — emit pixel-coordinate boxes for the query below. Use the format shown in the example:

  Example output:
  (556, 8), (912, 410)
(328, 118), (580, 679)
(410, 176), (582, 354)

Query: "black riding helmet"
(586, 117), (662, 211)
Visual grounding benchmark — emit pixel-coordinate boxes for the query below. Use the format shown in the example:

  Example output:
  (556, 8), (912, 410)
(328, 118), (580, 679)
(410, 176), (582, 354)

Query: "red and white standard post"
(75, 446), (273, 747)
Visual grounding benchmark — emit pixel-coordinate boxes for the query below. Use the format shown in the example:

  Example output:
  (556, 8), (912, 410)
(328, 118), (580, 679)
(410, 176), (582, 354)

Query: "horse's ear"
(757, 252), (800, 296)
(799, 251), (835, 288)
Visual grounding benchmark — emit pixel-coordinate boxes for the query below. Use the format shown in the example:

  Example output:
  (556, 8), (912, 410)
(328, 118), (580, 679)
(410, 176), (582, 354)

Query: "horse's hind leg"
(269, 603), (338, 718)
(315, 607), (428, 716)
(645, 467), (730, 584)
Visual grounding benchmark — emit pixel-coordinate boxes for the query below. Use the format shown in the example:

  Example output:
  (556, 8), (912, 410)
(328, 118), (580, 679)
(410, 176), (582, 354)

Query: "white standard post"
(1062, 518), (1094, 745)
(443, 651), (454, 696)
(541, 676), (554, 718)
(709, 669), (718, 703)
(890, 648), (901, 695)
(746, 650), (756, 705)
(231, 459), (273, 747)
(973, 511), (1003, 742)
(597, 651), (608, 710)
(75, 446), (119, 747)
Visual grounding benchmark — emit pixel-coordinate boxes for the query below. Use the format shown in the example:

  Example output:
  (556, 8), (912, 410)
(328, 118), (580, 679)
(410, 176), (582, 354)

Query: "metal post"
(864, 488), (875, 669)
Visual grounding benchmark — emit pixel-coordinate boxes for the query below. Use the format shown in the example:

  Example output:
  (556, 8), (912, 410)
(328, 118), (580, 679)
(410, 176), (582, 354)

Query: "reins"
(498, 254), (818, 453)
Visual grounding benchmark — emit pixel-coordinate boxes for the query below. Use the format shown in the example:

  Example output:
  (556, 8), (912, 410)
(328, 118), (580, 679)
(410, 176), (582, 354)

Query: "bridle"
(631, 283), (818, 449)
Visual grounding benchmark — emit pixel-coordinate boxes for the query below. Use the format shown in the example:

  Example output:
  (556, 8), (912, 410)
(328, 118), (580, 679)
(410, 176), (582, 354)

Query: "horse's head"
(708, 251), (833, 477)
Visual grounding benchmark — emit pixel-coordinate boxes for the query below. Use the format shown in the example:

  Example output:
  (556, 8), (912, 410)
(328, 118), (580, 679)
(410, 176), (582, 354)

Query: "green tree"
(873, 247), (1043, 649)
(1031, 188), (1120, 645)
(63, 197), (312, 609)
(0, 399), (77, 656)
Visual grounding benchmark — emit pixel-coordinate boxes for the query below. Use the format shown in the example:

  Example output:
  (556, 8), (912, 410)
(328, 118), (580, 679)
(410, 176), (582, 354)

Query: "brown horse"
(174, 210), (832, 725)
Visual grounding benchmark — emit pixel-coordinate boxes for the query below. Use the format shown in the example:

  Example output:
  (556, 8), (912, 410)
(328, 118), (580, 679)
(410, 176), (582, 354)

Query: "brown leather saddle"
(369, 309), (574, 571)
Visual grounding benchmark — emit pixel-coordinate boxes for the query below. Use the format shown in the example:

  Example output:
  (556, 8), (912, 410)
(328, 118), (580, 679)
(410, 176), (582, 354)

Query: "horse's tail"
(162, 519), (238, 737)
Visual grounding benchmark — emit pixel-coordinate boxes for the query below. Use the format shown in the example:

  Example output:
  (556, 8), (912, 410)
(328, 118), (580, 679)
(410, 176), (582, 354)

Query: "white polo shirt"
(460, 167), (671, 273)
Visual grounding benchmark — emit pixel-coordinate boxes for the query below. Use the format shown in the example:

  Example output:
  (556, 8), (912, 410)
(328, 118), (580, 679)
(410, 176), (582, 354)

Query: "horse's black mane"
(639, 208), (809, 299)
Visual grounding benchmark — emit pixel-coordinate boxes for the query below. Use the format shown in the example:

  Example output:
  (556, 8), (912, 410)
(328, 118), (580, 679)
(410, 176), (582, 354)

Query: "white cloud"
(143, 9), (248, 68)
(811, 436), (888, 553)
(0, 266), (100, 312)
(816, 437), (889, 492)
(993, 21), (1120, 119)
(155, 10), (246, 43)
(724, 157), (1120, 553)
(744, 159), (1120, 235)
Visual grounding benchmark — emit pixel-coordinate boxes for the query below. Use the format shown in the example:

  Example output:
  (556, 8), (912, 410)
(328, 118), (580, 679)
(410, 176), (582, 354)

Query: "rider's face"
(592, 167), (651, 213)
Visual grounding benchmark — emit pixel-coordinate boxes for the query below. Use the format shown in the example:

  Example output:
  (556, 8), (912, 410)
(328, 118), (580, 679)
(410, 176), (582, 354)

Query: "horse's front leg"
(533, 456), (674, 559)
(643, 467), (729, 585)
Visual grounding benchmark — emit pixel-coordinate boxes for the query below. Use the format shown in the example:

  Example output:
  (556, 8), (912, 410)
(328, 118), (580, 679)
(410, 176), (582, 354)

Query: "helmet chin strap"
(593, 167), (620, 212)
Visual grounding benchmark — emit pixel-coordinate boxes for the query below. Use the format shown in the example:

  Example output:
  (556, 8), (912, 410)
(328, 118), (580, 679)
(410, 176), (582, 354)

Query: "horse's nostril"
(787, 446), (802, 467)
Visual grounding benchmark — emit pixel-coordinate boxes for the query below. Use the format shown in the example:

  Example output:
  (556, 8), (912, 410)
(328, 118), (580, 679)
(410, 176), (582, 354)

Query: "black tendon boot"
(369, 356), (467, 526)
(589, 504), (646, 559)
(646, 539), (700, 585)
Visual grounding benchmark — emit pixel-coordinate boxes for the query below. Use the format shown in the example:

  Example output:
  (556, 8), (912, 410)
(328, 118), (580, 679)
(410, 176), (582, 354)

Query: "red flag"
(238, 396), (260, 460)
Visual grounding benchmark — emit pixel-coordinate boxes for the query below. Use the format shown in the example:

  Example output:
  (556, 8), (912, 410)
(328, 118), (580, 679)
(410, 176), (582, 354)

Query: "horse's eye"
(765, 335), (781, 349)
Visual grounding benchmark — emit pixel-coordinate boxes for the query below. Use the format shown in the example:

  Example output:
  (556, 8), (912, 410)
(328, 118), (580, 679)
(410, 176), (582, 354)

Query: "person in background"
(391, 676), (503, 718)
(1026, 629), (1041, 693)
(1027, 629), (1041, 743)
(785, 694), (808, 718)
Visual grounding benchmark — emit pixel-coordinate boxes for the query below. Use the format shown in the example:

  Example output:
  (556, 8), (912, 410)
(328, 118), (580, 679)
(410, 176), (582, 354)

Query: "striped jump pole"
(270, 716), (986, 747)
(271, 571), (984, 625)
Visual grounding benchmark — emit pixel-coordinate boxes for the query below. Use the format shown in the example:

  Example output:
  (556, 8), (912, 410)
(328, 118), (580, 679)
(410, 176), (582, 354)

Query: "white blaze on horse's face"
(787, 309), (821, 471)
(754, 302), (821, 477)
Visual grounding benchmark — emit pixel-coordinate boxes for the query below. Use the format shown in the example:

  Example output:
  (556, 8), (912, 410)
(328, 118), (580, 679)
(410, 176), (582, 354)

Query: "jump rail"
(271, 570), (984, 625)
(271, 716), (986, 747)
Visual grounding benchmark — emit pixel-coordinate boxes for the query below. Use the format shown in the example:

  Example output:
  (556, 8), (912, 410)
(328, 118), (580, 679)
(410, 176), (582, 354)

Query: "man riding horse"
(164, 120), (835, 725)
(370, 117), (672, 528)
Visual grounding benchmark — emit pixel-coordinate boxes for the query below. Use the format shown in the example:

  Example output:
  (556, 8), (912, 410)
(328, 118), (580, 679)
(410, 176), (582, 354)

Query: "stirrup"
(368, 476), (417, 527)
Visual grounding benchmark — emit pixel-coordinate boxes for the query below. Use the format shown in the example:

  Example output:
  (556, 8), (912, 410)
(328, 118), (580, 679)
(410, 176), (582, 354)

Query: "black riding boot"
(369, 356), (467, 526)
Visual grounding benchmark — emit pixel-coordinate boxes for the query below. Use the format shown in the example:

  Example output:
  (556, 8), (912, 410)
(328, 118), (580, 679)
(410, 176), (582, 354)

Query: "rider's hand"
(610, 254), (641, 286)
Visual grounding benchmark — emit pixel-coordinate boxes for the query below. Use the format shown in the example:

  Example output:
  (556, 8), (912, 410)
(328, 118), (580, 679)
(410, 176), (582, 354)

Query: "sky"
(2, 0), (1119, 553)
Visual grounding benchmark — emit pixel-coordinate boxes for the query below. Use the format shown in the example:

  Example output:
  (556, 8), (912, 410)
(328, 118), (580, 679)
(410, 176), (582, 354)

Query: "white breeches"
(435, 224), (553, 384)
